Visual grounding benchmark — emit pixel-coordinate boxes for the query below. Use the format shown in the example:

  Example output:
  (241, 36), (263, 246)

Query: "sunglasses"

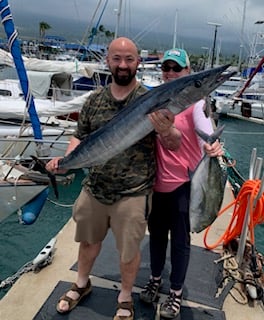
(161, 64), (184, 73)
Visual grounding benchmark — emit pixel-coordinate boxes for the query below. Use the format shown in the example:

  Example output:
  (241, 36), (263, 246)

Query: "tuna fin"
(195, 125), (225, 145)
(188, 167), (195, 180)
(203, 96), (212, 118)
(30, 155), (59, 199)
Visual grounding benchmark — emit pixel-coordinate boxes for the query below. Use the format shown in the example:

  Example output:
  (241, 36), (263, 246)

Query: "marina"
(0, 116), (263, 319)
(0, 1), (263, 319)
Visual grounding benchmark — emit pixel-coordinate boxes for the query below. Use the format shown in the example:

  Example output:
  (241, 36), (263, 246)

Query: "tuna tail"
(195, 125), (225, 145)
(30, 155), (59, 199)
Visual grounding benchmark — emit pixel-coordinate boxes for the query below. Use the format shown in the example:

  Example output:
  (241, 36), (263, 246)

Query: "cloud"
(7, 0), (264, 54)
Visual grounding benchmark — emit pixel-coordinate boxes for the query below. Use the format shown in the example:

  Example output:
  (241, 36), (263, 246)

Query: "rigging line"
(73, 0), (81, 20)
(79, 0), (106, 47)
(133, 17), (161, 43)
(122, 0), (131, 38)
(47, 198), (74, 208)
(223, 131), (264, 135)
(126, 0), (132, 38)
(87, 0), (109, 47)
(222, 11), (252, 55)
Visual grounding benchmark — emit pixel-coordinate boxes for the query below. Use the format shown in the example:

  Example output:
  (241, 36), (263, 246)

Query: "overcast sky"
(8, 0), (264, 49)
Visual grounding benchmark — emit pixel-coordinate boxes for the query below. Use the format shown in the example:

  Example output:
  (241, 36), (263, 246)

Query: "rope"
(204, 179), (264, 250)
(214, 249), (248, 304)
(47, 197), (74, 208)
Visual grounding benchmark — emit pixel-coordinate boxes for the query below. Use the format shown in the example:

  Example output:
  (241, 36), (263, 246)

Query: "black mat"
(161, 306), (226, 320)
(71, 232), (228, 309)
(33, 281), (226, 320)
(33, 281), (155, 320)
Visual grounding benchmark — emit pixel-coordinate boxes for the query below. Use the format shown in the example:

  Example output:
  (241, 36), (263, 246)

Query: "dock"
(0, 183), (263, 320)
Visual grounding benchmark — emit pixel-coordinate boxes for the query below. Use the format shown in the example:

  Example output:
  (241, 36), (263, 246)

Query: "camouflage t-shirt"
(74, 83), (156, 204)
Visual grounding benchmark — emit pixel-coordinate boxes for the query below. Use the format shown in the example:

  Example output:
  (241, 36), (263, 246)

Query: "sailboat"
(213, 57), (264, 123)
(0, 0), (75, 222)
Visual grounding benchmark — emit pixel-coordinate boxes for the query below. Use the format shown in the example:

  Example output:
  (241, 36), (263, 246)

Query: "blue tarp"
(44, 35), (66, 42)
(63, 42), (107, 53)
(242, 67), (264, 78)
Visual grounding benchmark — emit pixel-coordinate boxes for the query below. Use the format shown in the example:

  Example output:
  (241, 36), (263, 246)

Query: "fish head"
(156, 65), (237, 114)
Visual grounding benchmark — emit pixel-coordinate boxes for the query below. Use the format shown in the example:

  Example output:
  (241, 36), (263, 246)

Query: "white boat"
(212, 76), (246, 98)
(214, 96), (264, 121)
(212, 74), (264, 100)
(0, 47), (96, 79)
(137, 70), (163, 89)
(0, 1), (87, 220)
(0, 160), (49, 222)
(0, 158), (75, 222)
(0, 74), (92, 117)
(0, 85), (92, 159)
(0, 47), (111, 92)
(213, 57), (264, 123)
(0, 62), (95, 159)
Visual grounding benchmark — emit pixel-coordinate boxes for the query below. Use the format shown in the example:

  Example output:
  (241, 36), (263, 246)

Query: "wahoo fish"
(58, 65), (235, 170)
(189, 125), (227, 233)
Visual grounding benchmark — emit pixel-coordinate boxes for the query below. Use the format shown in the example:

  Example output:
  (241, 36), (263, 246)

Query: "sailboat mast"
(88, 0), (109, 47)
(172, 9), (178, 48)
(238, 0), (247, 72)
(114, 0), (123, 39)
(0, 0), (43, 140)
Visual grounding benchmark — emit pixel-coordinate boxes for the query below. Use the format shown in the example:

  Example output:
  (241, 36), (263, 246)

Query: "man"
(140, 48), (223, 319)
(46, 38), (180, 320)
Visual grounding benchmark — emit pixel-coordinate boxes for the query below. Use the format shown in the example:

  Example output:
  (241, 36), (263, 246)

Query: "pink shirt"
(154, 99), (214, 192)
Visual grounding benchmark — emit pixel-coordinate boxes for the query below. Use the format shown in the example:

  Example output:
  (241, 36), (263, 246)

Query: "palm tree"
(98, 24), (105, 33)
(39, 21), (51, 41)
(105, 30), (115, 41)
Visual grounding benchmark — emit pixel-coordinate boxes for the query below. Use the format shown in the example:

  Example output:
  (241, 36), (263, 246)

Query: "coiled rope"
(204, 179), (264, 250)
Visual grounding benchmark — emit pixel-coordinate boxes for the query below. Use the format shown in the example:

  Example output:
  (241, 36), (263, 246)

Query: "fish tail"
(195, 125), (225, 145)
(30, 155), (59, 199)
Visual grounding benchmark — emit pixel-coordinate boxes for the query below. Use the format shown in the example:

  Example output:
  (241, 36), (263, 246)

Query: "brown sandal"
(56, 279), (92, 314)
(113, 301), (134, 320)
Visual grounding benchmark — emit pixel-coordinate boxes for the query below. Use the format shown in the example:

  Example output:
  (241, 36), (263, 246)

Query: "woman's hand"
(149, 109), (181, 151)
(204, 140), (224, 157)
(148, 109), (175, 136)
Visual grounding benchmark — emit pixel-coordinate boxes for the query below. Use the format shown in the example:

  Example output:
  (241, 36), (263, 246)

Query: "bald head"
(106, 37), (140, 86)
(108, 37), (138, 56)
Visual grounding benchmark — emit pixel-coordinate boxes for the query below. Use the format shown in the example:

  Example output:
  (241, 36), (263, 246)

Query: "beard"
(111, 67), (137, 86)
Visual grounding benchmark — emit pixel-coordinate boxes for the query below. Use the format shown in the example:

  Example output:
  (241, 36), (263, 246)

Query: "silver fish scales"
(58, 65), (235, 170)
(189, 125), (227, 233)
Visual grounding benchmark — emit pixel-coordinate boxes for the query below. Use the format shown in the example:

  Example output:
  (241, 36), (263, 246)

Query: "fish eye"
(194, 80), (202, 88)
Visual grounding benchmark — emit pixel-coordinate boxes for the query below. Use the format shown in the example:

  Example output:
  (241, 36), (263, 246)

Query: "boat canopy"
(24, 58), (95, 78)
(27, 71), (73, 99)
(0, 48), (95, 78)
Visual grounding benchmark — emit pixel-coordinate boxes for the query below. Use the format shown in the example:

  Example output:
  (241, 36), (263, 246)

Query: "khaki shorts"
(72, 188), (152, 263)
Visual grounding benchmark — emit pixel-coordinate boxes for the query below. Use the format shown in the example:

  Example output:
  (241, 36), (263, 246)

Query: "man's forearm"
(65, 136), (81, 156)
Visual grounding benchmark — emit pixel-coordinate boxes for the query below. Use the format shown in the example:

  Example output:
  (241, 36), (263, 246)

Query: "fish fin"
(188, 167), (195, 180)
(195, 125), (225, 145)
(30, 155), (59, 199)
(203, 96), (212, 118)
